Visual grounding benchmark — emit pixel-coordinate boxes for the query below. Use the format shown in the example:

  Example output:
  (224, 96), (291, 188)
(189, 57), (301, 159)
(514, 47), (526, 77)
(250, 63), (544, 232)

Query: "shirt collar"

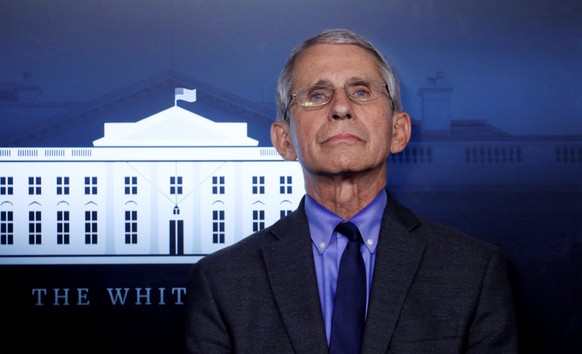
(305, 189), (387, 254)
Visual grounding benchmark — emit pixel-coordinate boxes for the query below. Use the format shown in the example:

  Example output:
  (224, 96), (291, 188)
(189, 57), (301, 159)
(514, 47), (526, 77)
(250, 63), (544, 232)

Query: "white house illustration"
(0, 89), (305, 264)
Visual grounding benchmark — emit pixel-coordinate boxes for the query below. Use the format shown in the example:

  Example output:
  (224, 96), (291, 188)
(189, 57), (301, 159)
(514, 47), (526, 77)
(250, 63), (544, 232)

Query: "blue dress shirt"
(305, 190), (387, 345)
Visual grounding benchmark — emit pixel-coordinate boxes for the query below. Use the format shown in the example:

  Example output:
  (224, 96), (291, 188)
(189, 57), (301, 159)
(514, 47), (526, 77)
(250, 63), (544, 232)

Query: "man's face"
(274, 43), (408, 178)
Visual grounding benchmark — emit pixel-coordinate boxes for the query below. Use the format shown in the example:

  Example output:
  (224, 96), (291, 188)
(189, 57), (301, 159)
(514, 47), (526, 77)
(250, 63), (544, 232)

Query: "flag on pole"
(175, 88), (197, 105)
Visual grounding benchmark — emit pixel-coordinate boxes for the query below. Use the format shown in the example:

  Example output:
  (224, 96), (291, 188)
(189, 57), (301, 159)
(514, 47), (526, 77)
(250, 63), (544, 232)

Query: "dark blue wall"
(0, 1), (580, 353)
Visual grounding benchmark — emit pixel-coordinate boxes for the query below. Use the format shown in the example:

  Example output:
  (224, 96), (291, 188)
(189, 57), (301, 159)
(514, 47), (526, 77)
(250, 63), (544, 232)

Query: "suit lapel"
(261, 200), (329, 353)
(361, 197), (427, 353)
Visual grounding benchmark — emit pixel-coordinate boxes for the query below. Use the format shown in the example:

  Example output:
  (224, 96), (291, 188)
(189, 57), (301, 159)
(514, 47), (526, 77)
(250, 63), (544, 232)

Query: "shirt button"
(319, 242), (326, 249)
(367, 239), (374, 246)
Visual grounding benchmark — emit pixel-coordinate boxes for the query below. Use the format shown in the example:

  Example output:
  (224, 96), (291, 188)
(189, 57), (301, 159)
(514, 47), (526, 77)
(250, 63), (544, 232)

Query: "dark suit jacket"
(185, 194), (518, 353)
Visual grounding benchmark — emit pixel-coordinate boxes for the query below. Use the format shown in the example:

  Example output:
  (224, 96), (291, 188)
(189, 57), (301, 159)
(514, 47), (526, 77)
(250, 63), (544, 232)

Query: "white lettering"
(77, 288), (90, 305)
(32, 288), (47, 306)
(135, 288), (152, 305)
(172, 287), (187, 305)
(107, 288), (130, 305)
(31, 286), (186, 306)
(53, 288), (70, 306)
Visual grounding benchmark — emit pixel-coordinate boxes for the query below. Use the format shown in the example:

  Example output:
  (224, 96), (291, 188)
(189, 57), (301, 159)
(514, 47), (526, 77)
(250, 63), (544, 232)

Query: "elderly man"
(185, 28), (518, 353)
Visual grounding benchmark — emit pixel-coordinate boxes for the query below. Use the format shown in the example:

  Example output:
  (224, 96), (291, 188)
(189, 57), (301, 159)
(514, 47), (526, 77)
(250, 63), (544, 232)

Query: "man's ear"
(390, 112), (412, 154)
(271, 121), (298, 161)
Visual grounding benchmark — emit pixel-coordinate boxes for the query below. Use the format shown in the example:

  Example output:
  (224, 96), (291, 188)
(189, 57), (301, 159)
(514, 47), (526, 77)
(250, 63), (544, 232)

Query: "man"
(185, 29), (518, 353)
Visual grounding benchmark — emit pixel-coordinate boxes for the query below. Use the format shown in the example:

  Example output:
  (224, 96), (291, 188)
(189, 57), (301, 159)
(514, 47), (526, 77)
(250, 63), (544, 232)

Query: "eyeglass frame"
(282, 80), (394, 122)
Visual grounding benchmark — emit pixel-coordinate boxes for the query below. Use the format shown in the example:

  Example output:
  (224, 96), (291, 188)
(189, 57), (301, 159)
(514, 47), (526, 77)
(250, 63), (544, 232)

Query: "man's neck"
(304, 169), (386, 220)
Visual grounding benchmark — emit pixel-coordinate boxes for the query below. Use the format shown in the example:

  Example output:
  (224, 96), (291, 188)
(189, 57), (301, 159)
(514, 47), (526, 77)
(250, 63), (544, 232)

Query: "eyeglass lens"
(296, 81), (386, 107)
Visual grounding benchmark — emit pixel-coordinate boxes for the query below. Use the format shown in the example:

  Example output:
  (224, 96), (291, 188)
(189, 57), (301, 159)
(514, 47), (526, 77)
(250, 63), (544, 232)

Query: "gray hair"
(275, 28), (402, 121)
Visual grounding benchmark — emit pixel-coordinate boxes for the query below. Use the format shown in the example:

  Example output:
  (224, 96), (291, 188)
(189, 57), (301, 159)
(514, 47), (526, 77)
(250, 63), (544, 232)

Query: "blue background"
(0, 1), (580, 353)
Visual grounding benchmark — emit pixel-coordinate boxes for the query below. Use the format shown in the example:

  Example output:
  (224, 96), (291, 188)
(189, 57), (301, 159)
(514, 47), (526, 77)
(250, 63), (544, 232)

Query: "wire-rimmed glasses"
(283, 80), (390, 121)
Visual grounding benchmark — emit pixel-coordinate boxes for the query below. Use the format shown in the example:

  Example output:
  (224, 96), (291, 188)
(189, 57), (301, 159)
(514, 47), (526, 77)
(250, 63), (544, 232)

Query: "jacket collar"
(262, 197), (329, 353)
(362, 195), (426, 352)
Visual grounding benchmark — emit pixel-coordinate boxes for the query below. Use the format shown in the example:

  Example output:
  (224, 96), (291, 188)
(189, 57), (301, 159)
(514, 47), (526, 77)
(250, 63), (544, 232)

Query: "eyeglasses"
(284, 80), (390, 121)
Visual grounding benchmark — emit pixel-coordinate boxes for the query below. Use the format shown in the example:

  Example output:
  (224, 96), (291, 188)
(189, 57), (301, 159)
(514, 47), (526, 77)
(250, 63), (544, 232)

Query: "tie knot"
(335, 221), (362, 242)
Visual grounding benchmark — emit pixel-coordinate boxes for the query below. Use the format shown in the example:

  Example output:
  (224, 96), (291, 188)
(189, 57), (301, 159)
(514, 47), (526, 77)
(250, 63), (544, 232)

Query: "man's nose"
(329, 88), (353, 120)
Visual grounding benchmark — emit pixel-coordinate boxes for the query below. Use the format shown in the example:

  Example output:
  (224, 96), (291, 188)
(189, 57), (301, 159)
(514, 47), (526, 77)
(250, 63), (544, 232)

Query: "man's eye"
(308, 88), (330, 102)
(350, 85), (372, 99)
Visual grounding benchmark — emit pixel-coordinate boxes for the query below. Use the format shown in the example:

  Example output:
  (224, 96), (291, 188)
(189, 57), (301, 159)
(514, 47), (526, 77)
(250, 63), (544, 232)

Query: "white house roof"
(93, 105), (258, 147)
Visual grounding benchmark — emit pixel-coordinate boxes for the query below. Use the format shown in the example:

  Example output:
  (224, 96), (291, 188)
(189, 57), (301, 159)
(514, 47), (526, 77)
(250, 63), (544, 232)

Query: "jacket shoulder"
(389, 197), (503, 258)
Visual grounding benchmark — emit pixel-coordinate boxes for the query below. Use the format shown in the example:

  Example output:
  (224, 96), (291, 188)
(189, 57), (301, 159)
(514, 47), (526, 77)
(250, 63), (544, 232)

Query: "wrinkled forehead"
(291, 43), (384, 90)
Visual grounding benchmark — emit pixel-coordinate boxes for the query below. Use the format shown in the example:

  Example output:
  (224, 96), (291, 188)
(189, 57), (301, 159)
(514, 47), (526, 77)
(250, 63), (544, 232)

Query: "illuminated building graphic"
(0, 88), (304, 264)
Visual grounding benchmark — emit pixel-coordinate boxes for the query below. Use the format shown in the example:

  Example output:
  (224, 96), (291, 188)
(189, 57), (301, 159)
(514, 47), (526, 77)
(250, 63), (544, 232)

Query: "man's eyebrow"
(309, 79), (333, 87)
(308, 76), (377, 87)
(346, 76), (376, 84)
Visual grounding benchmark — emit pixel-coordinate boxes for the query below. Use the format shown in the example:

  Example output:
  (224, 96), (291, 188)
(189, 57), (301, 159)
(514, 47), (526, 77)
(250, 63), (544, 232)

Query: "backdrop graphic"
(0, 1), (580, 353)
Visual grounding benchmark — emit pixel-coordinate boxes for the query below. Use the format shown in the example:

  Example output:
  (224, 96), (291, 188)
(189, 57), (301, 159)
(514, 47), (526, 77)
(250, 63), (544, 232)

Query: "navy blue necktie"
(329, 221), (366, 354)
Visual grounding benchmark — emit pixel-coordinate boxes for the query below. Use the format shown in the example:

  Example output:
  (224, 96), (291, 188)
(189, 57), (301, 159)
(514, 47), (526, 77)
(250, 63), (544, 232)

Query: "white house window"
(212, 176), (225, 195)
(212, 210), (225, 244)
(85, 211), (98, 244)
(280, 210), (292, 219)
(280, 176), (293, 194)
(170, 176), (183, 195)
(84, 176), (98, 195)
(0, 211), (13, 245)
(252, 176), (265, 194)
(56, 177), (70, 195)
(0, 177), (13, 195)
(29, 211), (42, 245)
(28, 176), (41, 195)
(252, 210), (265, 232)
(57, 211), (70, 245)
(125, 210), (138, 244)
(124, 176), (138, 195)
